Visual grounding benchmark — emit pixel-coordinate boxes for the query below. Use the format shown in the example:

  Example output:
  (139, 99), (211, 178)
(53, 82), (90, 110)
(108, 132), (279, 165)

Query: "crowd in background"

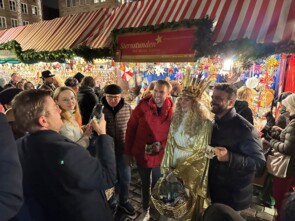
(0, 70), (294, 221)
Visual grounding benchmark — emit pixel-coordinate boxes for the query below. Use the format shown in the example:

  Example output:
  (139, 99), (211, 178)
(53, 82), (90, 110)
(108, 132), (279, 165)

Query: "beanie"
(104, 84), (122, 95)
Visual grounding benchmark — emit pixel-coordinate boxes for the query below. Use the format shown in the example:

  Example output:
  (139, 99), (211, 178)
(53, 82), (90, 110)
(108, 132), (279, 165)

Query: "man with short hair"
(125, 80), (173, 214)
(9, 73), (21, 87)
(209, 83), (265, 211)
(12, 89), (116, 221)
(102, 84), (135, 216)
(38, 70), (55, 91)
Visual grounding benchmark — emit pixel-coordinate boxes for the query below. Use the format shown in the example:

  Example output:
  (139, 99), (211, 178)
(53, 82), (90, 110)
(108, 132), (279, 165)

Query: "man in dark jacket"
(12, 89), (116, 221)
(77, 76), (99, 125)
(209, 83), (265, 211)
(0, 113), (23, 220)
(102, 84), (135, 216)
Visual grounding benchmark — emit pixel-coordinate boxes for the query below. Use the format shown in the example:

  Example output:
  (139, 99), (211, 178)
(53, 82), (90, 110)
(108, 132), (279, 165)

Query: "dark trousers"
(137, 165), (161, 210)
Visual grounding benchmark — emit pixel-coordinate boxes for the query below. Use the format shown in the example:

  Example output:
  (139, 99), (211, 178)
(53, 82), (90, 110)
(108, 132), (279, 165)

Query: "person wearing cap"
(102, 84), (135, 216)
(0, 88), (23, 111)
(268, 94), (295, 221)
(38, 70), (56, 92)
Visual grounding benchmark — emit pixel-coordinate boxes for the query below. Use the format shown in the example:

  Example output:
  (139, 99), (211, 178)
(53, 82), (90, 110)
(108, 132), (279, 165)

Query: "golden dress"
(160, 114), (212, 221)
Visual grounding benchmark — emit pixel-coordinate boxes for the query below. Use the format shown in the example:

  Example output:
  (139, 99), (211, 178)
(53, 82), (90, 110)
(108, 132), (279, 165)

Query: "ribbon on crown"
(181, 72), (211, 99)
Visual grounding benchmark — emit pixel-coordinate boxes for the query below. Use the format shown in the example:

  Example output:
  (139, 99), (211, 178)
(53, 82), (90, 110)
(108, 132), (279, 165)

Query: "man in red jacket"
(125, 80), (173, 215)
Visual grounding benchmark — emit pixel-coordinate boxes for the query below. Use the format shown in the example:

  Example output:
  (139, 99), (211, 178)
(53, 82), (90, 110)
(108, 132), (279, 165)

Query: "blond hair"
(53, 86), (82, 127)
(237, 86), (254, 102)
(172, 97), (210, 137)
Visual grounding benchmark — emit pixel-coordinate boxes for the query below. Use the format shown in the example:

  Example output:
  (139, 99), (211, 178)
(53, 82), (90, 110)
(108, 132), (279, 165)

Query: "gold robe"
(160, 118), (212, 221)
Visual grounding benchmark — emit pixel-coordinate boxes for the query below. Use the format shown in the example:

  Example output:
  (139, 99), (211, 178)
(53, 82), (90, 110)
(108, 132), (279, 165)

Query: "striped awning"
(0, 8), (113, 51)
(0, 26), (26, 44)
(83, 0), (295, 49)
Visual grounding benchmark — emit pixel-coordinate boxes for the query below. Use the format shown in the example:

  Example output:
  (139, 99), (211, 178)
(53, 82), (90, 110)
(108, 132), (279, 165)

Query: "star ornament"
(155, 35), (162, 44)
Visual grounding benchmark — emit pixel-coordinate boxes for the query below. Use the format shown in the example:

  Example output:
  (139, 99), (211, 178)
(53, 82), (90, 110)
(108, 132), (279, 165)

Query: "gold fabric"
(160, 119), (212, 221)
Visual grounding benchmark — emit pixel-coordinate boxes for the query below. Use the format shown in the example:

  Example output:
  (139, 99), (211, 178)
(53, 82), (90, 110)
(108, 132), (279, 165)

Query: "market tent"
(82, 0), (295, 48)
(0, 8), (113, 51)
(0, 26), (26, 44)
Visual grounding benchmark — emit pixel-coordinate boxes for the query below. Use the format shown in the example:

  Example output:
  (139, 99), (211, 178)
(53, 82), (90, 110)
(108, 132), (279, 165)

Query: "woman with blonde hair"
(159, 75), (212, 221)
(53, 86), (92, 148)
(234, 86), (254, 124)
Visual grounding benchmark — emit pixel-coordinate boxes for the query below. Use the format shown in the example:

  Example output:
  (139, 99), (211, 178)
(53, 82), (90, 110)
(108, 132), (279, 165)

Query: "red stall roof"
(0, 8), (113, 51)
(83, 0), (295, 49)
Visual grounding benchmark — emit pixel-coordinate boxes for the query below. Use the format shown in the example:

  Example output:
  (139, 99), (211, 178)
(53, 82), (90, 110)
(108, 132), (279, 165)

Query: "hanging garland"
(0, 40), (112, 63)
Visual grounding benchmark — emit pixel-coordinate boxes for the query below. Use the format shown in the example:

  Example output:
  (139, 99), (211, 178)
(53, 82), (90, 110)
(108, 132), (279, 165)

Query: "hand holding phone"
(90, 104), (104, 123)
(90, 114), (106, 135)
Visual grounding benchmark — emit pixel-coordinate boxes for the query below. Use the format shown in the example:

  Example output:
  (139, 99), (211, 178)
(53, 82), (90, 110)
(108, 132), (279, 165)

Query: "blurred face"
(56, 89), (77, 111)
(43, 97), (63, 132)
(24, 82), (34, 90)
(44, 77), (54, 84)
(180, 96), (193, 112)
(153, 84), (170, 107)
(211, 89), (235, 118)
(12, 74), (21, 83)
(105, 94), (121, 108)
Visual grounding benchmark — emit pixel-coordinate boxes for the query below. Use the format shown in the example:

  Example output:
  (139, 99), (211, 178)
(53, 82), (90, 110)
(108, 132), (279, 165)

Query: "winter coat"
(270, 116), (295, 176)
(125, 95), (173, 168)
(234, 100), (254, 125)
(0, 113), (23, 220)
(59, 111), (89, 148)
(209, 108), (265, 211)
(102, 97), (132, 155)
(77, 86), (98, 125)
(17, 130), (116, 221)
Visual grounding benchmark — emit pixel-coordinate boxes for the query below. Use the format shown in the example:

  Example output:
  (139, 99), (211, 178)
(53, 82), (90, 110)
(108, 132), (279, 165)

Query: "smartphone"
(90, 104), (104, 122)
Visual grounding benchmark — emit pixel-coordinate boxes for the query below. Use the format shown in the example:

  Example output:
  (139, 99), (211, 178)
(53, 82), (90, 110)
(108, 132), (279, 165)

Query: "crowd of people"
(0, 70), (294, 221)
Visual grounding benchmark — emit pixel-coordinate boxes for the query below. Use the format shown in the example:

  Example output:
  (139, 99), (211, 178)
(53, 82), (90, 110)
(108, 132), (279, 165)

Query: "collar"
(214, 108), (236, 123)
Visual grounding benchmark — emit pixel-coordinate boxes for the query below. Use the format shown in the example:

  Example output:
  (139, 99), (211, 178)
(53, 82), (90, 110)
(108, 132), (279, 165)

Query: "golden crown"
(181, 73), (211, 99)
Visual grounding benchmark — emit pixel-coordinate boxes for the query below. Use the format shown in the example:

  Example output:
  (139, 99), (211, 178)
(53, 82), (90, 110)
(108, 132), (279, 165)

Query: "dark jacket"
(102, 97), (132, 155)
(125, 95), (173, 168)
(209, 108), (265, 211)
(77, 86), (99, 125)
(0, 113), (23, 220)
(17, 130), (116, 221)
(234, 100), (254, 125)
(270, 116), (295, 176)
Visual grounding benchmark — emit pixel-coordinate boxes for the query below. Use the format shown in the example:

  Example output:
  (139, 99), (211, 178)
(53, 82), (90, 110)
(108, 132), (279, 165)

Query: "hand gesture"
(215, 146), (229, 162)
(90, 114), (106, 135)
(126, 155), (135, 167)
(83, 124), (92, 137)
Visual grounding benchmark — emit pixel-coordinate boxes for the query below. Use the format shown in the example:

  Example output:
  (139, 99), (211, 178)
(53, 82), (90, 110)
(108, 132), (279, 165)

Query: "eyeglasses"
(106, 95), (121, 100)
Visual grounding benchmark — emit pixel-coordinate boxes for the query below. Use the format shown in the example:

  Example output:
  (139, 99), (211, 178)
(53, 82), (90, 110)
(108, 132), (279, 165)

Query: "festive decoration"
(120, 63), (133, 81)
(0, 41), (111, 63)
(111, 17), (213, 59)
(246, 77), (259, 89)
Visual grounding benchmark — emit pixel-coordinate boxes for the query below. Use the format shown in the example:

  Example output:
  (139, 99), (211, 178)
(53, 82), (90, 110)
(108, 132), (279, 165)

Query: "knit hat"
(73, 72), (85, 83)
(104, 84), (122, 95)
(282, 94), (295, 114)
(0, 88), (22, 105)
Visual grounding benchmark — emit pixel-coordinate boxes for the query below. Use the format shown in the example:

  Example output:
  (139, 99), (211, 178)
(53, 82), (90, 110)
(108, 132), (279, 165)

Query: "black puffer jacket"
(77, 86), (98, 125)
(234, 100), (254, 125)
(209, 108), (265, 211)
(270, 116), (295, 176)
